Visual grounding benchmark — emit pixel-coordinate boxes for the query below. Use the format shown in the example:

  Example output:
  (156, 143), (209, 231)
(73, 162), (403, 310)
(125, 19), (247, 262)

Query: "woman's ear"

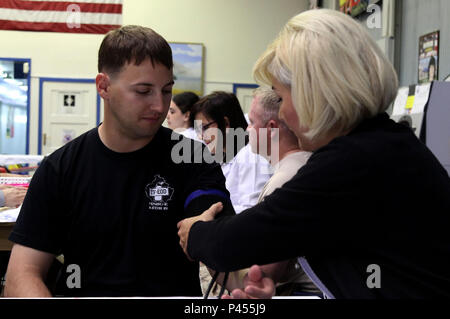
(224, 116), (230, 128)
(184, 111), (191, 123)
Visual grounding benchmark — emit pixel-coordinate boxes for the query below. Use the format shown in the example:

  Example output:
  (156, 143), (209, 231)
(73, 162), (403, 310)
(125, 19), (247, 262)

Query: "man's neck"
(98, 122), (155, 153)
(269, 144), (301, 166)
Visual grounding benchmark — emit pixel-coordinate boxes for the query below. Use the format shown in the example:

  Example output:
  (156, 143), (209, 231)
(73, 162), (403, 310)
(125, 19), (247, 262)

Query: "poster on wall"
(169, 42), (204, 96)
(418, 31), (439, 84)
(340, 0), (369, 17)
(59, 92), (80, 114)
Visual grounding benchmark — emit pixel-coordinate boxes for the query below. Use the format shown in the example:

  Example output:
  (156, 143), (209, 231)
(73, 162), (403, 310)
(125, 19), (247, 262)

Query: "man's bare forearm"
(4, 273), (52, 297)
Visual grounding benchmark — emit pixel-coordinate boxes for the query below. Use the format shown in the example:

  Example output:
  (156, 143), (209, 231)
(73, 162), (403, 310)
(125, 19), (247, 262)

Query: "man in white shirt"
(182, 87), (320, 298)
(243, 86), (320, 296)
(247, 87), (310, 199)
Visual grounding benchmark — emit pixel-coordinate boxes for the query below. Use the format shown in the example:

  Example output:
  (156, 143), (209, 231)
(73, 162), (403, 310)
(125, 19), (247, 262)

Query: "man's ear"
(267, 120), (279, 138)
(96, 73), (111, 99)
(267, 120), (278, 129)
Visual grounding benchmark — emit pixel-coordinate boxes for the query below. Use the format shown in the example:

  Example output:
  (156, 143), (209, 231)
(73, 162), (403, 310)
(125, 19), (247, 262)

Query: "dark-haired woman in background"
(191, 91), (272, 214)
(166, 91), (201, 141)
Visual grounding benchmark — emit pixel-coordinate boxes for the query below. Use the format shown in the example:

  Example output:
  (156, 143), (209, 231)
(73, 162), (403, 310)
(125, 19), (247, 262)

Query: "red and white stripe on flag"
(0, 0), (122, 34)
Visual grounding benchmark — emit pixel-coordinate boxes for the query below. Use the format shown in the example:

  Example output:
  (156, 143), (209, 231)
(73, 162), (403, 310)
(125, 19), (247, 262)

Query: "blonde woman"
(178, 9), (450, 299)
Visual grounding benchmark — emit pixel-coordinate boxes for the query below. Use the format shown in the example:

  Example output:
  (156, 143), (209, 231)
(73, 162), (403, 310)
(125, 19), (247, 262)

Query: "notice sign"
(418, 31), (439, 84)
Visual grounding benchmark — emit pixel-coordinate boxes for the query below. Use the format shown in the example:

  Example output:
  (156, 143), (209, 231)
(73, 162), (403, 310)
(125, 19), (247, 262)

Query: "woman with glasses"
(191, 91), (272, 214)
(190, 91), (272, 297)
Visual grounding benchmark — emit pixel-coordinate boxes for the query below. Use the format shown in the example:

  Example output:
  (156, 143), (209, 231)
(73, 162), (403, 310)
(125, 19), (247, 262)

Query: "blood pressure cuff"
(184, 189), (236, 219)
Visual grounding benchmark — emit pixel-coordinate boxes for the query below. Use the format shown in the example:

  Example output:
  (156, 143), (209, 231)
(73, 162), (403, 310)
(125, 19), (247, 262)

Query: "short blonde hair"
(253, 9), (399, 141)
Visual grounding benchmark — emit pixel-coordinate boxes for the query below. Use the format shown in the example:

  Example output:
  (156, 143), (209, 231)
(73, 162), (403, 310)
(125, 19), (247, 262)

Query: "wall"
(0, 0), (309, 154)
(399, 0), (450, 86)
(124, 0), (309, 84)
(321, 0), (339, 10)
(321, 0), (396, 64)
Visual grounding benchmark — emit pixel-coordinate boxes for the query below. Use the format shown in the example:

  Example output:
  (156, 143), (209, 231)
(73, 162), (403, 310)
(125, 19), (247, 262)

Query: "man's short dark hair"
(98, 25), (173, 76)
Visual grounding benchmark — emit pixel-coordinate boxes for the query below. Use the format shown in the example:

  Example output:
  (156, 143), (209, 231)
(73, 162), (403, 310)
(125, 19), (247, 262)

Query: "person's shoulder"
(322, 113), (427, 166)
(160, 127), (213, 165)
(49, 128), (96, 156)
(294, 114), (415, 187)
(235, 144), (270, 165)
(43, 128), (97, 169)
(180, 127), (201, 142)
(229, 145), (272, 179)
(159, 126), (203, 147)
(156, 126), (175, 142)
(311, 114), (400, 161)
(281, 151), (311, 169)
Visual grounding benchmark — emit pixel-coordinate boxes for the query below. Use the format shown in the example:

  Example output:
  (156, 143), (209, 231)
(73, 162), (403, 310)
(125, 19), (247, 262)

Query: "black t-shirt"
(10, 126), (233, 297)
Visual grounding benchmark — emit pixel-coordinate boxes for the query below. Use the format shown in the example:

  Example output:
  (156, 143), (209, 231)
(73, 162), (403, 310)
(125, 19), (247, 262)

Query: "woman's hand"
(177, 202), (223, 260)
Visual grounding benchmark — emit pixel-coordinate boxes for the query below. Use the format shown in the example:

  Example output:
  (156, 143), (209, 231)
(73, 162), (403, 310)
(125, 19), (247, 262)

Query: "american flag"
(0, 0), (122, 34)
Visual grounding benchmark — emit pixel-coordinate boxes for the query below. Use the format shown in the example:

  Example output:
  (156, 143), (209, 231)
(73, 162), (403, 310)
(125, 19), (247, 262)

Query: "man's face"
(105, 59), (174, 141)
(247, 96), (270, 155)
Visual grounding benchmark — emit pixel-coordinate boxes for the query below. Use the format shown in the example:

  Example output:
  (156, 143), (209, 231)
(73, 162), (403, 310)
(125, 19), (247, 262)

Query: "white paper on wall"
(392, 87), (410, 116)
(411, 83), (432, 114)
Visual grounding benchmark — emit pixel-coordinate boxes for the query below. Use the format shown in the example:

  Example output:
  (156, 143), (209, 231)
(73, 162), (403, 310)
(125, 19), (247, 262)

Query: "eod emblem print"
(145, 175), (174, 211)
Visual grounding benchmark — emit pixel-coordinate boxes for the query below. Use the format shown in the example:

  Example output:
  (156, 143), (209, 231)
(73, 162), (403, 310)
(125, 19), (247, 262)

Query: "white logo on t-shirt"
(145, 175), (174, 211)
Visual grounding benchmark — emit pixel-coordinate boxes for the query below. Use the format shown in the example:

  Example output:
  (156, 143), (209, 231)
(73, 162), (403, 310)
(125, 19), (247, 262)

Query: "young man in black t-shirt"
(4, 25), (234, 297)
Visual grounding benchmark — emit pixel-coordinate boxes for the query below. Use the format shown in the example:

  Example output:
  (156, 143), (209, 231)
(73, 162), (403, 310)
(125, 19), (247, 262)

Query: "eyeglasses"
(195, 121), (217, 133)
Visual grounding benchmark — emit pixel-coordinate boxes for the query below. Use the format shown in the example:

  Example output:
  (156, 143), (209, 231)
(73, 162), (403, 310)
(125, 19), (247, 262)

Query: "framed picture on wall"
(418, 31), (439, 84)
(169, 42), (205, 96)
(233, 83), (258, 115)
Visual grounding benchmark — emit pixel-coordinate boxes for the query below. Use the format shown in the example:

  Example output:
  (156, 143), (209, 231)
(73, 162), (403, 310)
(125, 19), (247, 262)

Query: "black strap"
(218, 272), (229, 298)
(203, 271), (229, 299)
(203, 272), (219, 299)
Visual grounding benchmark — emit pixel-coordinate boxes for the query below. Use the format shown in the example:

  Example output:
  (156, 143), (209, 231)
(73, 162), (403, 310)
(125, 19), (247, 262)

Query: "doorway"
(39, 78), (99, 155)
(0, 58), (31, 154)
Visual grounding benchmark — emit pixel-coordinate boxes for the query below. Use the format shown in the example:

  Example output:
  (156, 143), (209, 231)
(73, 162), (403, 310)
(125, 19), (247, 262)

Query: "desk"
(0, 223), (14, 251)
(0, 155), (44, 166)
